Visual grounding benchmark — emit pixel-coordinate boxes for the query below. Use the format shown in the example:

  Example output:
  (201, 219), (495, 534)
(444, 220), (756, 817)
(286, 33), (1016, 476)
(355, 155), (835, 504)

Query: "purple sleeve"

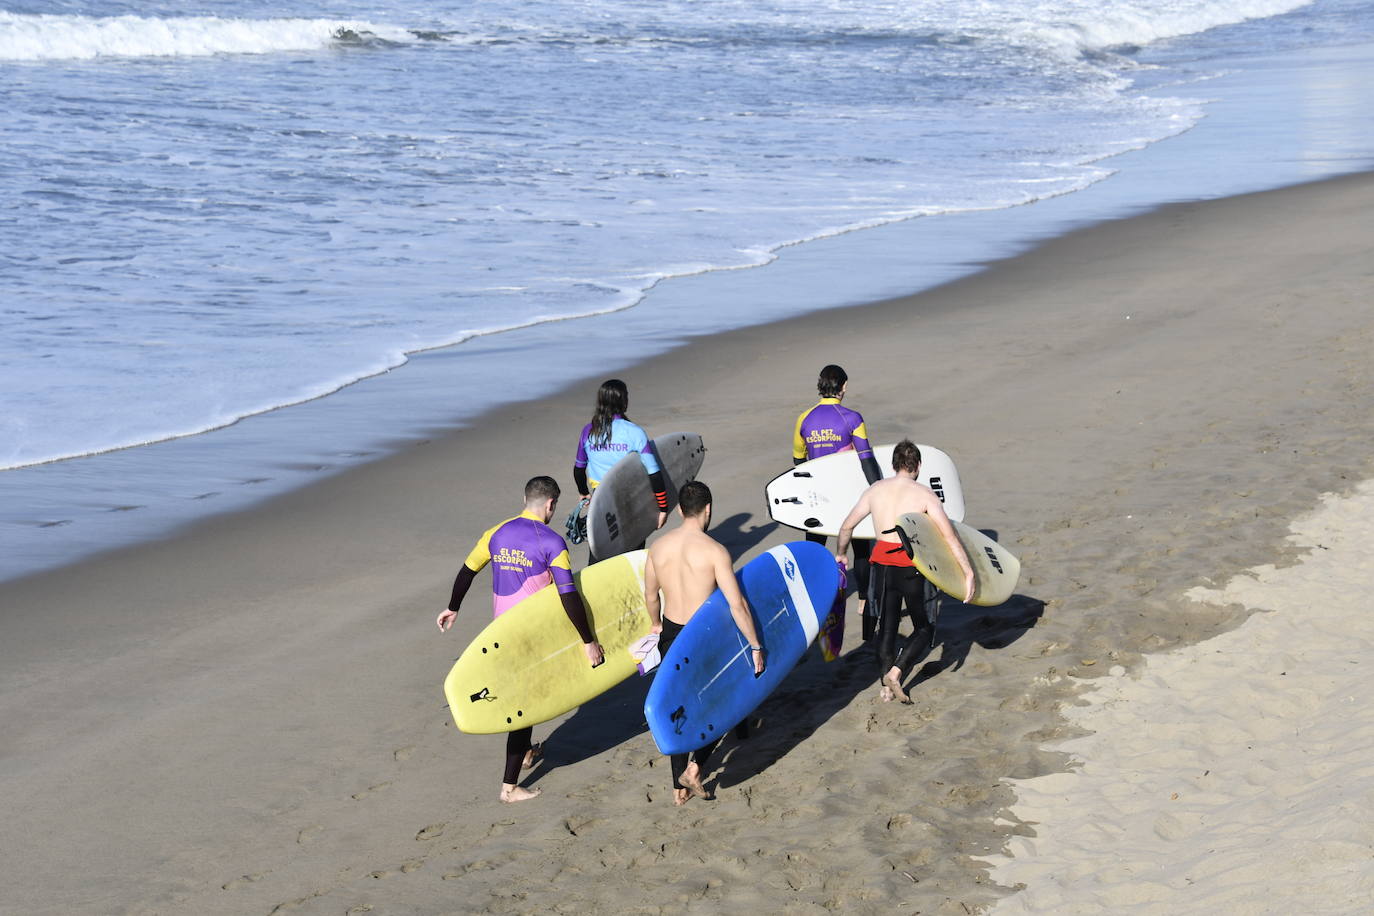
(574, 422), (592, 469)
(849, 407), (874, 459)
(544, 527), (577, 595)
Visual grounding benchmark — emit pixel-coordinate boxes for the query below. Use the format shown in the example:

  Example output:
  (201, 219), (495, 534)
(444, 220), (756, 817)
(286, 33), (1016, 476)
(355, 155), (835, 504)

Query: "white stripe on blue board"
(770, 545), (820, 644)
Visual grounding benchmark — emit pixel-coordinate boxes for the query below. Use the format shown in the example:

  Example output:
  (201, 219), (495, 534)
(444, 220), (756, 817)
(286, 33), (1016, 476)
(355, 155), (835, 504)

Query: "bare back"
(864, 474), (948, 539)
(647, 525), (735, 626)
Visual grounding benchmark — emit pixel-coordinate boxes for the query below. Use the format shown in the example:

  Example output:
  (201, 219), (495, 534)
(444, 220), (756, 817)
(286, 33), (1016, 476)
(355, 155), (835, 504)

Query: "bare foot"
(676, 762), (714, 805)
(499, 785), (542, 803)
(880, 685), (894, 702)
(883, 669), (911, 704)
(522, 742), (543, 770)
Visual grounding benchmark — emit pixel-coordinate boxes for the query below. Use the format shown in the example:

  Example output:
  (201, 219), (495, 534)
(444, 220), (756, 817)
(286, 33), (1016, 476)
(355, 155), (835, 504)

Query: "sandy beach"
(3, 170), (1374, 915)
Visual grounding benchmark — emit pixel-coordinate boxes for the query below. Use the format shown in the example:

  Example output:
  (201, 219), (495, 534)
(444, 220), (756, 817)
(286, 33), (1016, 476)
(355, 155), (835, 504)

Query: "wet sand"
(2, 171), (1373, 914)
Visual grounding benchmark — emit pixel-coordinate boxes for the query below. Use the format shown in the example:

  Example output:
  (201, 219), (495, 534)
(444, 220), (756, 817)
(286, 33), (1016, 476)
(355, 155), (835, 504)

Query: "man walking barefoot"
(436, 476), (605, 802)
(836, 441), (973, 703)
(644, 481), (765, 805)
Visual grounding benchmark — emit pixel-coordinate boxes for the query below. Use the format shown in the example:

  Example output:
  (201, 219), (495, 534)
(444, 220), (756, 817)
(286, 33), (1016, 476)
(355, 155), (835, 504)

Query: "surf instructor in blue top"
(794, 364), (882, 633)
(436, 475), (605, 803)
(573, 379), (669, 558)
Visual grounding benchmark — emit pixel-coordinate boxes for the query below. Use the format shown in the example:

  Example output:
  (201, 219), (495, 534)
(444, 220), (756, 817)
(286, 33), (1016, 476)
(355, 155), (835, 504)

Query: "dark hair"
(525, 475), (561, 503)
(817, 364), (848, 398)
(891, 439), (922, 474)
(678, 480), (712, 518)
(590, 379), (629, 446)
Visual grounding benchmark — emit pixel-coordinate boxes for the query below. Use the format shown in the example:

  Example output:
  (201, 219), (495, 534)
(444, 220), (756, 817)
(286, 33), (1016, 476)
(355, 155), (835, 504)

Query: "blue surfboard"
(644, 541), (842, 756)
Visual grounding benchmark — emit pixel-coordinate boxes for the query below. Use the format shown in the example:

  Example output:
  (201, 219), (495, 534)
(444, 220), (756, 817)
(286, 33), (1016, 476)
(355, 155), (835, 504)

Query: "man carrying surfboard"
(835, 440), (974, 703)
(573, 379), (669, 559)
(794, 364), (882, 636)
(436, 475), (605, 803)
(644, 480), (765, 806)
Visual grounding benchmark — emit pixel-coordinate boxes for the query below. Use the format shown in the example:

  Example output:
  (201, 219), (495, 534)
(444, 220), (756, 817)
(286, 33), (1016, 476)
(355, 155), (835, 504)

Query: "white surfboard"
(765, 443), (965, 539)
(587, 432), (706, 559)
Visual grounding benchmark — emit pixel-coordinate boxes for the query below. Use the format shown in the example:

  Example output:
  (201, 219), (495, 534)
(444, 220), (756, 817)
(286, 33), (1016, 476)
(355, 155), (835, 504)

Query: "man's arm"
(792, 408), (810, 463)
(438, 529), (495, 631)
(851, 413), (881, 484)
(713, 545), (764, 675)
(643, 550), (663, 633)
(834, 486), (873, 564)
(436, 564), (477, 631)
(551, 548), (604, 666)
(925, 498), (975, 604)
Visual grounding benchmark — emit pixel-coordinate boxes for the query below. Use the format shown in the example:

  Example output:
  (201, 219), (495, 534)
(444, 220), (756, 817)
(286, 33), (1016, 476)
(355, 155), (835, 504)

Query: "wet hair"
(525, 475), (561, 504)
(590, 378), (629, 446)
(678, 480), (712, 518)
(891, 439), (922, 474)
(817, 364), (848, 398)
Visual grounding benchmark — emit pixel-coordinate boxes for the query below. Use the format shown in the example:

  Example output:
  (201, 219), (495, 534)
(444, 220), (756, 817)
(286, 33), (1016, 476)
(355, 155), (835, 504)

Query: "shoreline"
(9, 28), (1374, 583)
(4, 171), (1374, 913)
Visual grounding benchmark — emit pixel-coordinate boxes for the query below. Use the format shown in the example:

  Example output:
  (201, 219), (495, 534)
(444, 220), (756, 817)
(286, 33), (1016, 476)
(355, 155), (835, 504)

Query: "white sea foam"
(0, 12), (412, 61)
(2, 0), (1368, 580)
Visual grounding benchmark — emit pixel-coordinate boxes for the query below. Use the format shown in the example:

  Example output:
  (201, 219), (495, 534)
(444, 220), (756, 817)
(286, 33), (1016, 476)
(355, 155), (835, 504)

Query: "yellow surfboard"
(444, 550), (652, 734)
(895, 512), (1021, 607)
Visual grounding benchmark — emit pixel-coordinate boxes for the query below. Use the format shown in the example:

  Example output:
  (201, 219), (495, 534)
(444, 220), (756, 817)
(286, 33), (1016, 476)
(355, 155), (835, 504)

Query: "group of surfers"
(435, 366), (974, 806)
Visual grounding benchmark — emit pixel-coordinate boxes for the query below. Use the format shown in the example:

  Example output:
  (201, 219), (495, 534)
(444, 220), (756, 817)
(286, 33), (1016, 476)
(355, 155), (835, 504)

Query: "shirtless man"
(644, 480), (765, 805)
(835, 440), (974, 703)
(436, 475), (605, 803)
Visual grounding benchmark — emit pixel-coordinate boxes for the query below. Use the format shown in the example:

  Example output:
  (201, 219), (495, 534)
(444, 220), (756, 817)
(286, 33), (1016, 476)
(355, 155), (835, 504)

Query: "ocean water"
(2, 0), (1373, 581)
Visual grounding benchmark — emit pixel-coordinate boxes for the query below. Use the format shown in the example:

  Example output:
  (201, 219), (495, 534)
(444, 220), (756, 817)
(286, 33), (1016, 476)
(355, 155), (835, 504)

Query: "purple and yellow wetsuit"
(793, 397), (880, 484)
(446, 509), (595, 786)
(793, 397), (873, 463)
(574, 415), (669, 514)
(461, 510), (581, 618)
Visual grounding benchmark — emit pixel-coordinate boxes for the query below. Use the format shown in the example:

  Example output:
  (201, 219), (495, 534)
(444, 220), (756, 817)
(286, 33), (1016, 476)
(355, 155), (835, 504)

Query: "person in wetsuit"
(436, 475), (605, 803)
(835, 440), (973, 703)
(574, 378), (669, 560)
(793, 364), (883, 635)
(644, 480), (765, 806)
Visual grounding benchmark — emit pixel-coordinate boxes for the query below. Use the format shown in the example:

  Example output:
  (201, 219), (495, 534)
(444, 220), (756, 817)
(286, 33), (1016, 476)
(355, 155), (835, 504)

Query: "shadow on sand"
(532, 526), (1042, 794)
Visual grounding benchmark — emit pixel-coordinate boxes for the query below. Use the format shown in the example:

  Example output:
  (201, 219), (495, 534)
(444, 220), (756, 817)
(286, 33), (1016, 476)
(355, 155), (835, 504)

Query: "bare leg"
(499, 783), (542, 803)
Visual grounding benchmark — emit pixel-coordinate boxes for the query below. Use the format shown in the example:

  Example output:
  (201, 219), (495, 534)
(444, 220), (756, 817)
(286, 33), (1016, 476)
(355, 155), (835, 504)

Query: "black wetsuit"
(869, 540), (937, 682)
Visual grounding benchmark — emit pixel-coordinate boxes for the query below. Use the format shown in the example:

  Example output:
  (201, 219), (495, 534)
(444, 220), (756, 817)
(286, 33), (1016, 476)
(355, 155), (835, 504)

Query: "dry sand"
(985, 480), (1374, 913)
(2, 171), (1373, 915)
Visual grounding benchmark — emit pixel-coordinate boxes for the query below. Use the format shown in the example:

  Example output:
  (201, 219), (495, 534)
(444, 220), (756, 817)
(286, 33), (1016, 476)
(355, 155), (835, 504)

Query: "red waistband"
(869, 539), (913, 567)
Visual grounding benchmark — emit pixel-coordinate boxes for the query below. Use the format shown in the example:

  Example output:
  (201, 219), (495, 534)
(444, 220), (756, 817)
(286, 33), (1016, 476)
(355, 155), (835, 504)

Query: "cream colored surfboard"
(444, 550), (652, 734)
(894, 512), (1020, 607)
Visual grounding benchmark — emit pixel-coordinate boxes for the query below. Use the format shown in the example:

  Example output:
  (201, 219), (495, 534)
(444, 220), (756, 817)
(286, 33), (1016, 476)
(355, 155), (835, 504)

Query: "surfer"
(644, 480), (765, 806)
(793, 364), (882, 635)
(835, 440), (973, 703)
(435, 475), (606, 803)
(573, 378), (669, 559)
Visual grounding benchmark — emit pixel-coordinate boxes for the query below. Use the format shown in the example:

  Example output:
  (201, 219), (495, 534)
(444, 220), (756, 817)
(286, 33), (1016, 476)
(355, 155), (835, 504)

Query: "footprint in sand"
(369, 860), (423, 879)
(221, 872), (268, 891)
(415, 823), (445, 841)
(297, 825), (323, 845)
(351, 781), (392, 800)
(393, 745), (416, 761)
